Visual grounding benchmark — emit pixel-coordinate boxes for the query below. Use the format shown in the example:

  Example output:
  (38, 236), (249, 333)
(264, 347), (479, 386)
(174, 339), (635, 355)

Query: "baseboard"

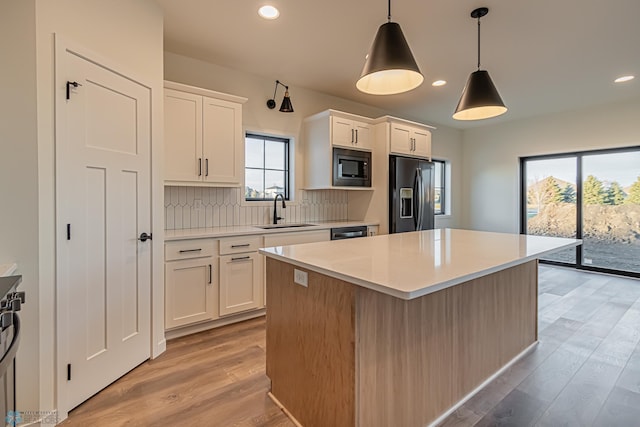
(268, 392), (304, 427)
(165, 309), (266, 340)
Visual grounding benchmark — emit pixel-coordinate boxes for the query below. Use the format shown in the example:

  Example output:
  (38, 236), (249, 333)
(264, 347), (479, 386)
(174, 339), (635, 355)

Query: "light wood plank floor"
(62, 266), (640, 427)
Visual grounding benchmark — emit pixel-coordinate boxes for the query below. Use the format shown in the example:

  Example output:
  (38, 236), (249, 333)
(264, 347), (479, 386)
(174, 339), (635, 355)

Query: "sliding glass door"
(521, 147), (640, 277)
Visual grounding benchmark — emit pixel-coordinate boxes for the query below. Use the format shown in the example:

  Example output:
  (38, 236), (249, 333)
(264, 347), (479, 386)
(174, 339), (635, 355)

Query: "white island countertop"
(259, 228), (581, 300)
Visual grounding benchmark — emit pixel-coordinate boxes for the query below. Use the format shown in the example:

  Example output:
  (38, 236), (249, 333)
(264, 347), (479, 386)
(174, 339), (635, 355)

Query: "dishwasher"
(330, 225), (368, 240)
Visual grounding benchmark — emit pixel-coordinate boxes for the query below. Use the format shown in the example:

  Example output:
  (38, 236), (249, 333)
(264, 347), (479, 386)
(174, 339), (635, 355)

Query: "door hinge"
(67, 363), (71, 381)
(66, 224), (71, 240)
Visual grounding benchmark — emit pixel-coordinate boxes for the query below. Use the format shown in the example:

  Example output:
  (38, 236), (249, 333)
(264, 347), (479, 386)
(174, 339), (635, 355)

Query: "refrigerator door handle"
(416, 168), (424, 230)
(412, 168), (420, 230)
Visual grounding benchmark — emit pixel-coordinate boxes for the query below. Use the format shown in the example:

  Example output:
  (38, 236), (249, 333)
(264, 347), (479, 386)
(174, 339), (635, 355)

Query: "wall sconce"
(266, 80), (294, 112)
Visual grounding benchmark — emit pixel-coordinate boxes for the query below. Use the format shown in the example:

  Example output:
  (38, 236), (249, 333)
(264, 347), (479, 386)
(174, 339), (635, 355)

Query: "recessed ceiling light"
(432, 80), (447, 87)
(614, 75), (635, 83)
(258, 5), (279, 20)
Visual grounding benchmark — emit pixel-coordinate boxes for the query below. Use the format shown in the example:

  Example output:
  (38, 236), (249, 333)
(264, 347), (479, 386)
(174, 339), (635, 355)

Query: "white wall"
(462, 97), (640, 233)
(164, 52), (465, 230)
(432, 126), (464, 229)
(0, 0), (40, 414)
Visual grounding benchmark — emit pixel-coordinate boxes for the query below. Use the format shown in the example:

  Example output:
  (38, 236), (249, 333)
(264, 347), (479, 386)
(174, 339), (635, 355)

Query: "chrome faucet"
(273, 193), (286, 224)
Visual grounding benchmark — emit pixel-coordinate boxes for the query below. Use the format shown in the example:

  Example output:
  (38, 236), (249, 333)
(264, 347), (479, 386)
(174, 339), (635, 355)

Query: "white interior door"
(57, 47), (152, 410)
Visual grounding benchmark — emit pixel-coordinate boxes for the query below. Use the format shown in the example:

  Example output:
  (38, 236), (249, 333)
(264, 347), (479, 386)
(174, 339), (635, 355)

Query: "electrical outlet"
(194, 199), (203, 210)
(294, 269), (308, 287)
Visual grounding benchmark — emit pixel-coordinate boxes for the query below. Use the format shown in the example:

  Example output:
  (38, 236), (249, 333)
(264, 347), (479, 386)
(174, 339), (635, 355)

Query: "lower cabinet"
(165, 239), (218, 329)
(218, 236), (264, 316)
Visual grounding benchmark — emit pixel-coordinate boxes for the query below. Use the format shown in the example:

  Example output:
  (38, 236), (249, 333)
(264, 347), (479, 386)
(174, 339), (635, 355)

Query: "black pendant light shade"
(266, 80), (294, 113)
(453, 70), (507, 120)
(453, 7), (507, 121)
(279, 89), (293, 112)
(356, 1), (423, 95)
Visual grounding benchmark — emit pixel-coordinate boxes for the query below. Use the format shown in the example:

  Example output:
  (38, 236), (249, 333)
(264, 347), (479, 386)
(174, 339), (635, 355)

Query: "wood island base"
(265, 258), (538, 427)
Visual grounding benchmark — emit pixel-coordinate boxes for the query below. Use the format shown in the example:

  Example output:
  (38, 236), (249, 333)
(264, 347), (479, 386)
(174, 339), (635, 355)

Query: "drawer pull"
(231, 256), (251, 262)
(231, 244), (251, 248)
(179, 248), (202, 253)
(208, 264), (212, 284)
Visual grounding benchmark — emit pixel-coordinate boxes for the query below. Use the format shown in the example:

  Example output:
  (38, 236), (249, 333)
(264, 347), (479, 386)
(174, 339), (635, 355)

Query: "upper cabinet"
(164, 81), (247, 186)
(303, 109), (375, 190)
(331, 115), (373, 150)
(388, 119), (433, 159)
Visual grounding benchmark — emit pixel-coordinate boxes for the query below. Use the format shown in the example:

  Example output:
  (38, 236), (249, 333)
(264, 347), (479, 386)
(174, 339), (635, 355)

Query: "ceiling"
(158, 0), (640, 129)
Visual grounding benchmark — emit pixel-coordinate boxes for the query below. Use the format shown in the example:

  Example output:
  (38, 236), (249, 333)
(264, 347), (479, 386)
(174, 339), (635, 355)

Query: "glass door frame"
(520, 145), (640, 279)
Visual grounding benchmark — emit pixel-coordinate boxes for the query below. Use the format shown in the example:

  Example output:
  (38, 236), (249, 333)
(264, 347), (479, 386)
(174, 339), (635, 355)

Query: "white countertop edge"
(0, 263), (18, 277)
(164, 221), (380, 241)
(260, 240), (581, 300)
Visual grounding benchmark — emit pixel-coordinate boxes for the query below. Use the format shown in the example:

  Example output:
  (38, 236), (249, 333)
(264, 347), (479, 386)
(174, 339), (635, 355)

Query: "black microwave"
(333, 147), (371, 187)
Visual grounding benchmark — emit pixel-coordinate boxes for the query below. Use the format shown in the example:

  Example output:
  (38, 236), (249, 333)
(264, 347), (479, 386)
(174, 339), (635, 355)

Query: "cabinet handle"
(205, 158), (209, 177)
(179, 248), (202, 253)
(231, 256), (251, 261)
(208, 264), (212, 284)
(351, 129), (354, 143)
(231, 243), (250, 248)
(355, 129), (358, 144)
(198, 158), (202, 176)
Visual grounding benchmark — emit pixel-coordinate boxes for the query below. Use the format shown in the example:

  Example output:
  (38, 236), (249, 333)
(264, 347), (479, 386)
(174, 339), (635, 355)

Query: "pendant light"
(356, 0), (423, 95)
(453, 7), (507, 121)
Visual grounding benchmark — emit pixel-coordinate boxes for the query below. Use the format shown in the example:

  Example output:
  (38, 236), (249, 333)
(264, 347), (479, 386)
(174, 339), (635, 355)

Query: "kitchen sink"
(256, 223), (316, 230)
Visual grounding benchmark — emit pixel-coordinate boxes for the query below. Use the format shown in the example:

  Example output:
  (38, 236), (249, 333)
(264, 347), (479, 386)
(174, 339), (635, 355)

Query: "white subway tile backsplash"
(164, 186), (349, 230)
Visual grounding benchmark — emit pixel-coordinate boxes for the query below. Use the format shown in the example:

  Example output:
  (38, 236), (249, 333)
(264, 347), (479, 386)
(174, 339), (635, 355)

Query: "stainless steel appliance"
(0, 276), (24, 424)
(330, 225), (368, 240)
(389, 155), (434, 233)
(332, 147), (371, 187)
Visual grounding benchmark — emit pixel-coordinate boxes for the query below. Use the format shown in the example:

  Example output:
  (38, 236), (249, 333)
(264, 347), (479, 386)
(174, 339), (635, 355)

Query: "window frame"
(244, 132), (291, 202)
(432, 159), (447, 216)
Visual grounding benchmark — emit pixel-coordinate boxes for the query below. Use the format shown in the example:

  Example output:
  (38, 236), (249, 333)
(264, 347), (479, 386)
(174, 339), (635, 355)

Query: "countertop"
(0, 275), (22, 300)
(164, 220), (379, 241)
(259, 228), (581, 300)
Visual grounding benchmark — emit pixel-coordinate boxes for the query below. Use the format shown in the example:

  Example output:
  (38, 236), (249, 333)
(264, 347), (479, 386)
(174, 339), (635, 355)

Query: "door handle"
(198, 158), (202, 176)
(355, 129), (358, 144)
(351, 129), (354, 143)
(417, 169), (424, 230)
(413, 169), (420, 230)
(208, 264), (212, 284)
(205, 158), (209, 177)
(138, 232), (152, 242)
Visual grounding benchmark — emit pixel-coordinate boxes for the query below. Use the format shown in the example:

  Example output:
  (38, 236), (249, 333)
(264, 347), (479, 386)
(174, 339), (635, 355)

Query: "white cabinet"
(164, 82), (247, 186)
(367, 225), (379, 237)
(304, 109), (375, 190)
(389, 121), (432, 159)
(218, 236), (263, 316)
(165, 239), (218, 329)
(332, 116), (373, 150)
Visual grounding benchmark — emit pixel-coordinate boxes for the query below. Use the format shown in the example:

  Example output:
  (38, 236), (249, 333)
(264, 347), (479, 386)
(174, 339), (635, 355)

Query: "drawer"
(165, 238), (217, 261)
(219, 236), (262, 255)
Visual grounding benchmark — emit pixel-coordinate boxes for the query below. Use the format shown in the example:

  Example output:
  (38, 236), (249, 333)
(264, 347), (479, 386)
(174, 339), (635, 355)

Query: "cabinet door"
(353, 121), (373, 150)
(390, 124), (413, 155)
(219, 252), (263, 316)
(412, 128), (432, 159)
(165, 257), (216, 329)
(202, 96), (242, 184)
(164, 89), (203, 182)
(331, 116), (356, 148)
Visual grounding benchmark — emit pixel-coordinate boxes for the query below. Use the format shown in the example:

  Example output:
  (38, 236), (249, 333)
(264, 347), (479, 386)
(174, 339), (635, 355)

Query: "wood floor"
(61, 265), (640, 427)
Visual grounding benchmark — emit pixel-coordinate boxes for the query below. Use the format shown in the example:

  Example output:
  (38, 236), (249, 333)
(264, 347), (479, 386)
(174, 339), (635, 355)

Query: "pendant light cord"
(477, 16), (481, 70)
(388, 0), (391, 22)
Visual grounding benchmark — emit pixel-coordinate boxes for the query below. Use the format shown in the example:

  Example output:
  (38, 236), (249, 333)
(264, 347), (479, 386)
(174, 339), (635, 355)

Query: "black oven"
(332, 147), (371, 187)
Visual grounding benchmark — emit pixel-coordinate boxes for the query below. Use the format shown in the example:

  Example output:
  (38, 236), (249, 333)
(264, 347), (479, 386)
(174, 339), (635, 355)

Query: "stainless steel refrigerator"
(389, 155), (435, 233)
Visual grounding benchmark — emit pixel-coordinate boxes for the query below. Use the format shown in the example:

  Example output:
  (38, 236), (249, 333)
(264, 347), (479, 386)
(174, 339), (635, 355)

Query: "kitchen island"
(260, 228), (580, 427)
